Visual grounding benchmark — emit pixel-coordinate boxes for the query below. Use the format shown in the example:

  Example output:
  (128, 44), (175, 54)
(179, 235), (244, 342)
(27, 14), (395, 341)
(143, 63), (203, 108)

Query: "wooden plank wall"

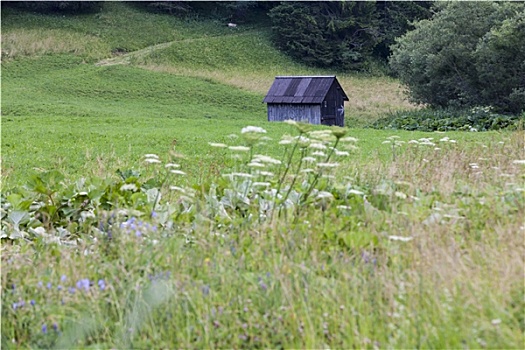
(267, 104), (321, 124)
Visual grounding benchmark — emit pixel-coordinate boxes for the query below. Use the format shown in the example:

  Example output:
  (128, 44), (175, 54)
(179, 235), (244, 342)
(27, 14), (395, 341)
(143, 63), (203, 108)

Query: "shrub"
(371, 107), (525, 132)
(390, 1), (525, 114)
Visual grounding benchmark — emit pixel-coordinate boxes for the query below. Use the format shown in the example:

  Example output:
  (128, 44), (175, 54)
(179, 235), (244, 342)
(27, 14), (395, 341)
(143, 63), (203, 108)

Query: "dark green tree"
(373, 1), (433, 59)
(12, 1), (103, 13)
(390, 1), (525, 113)
(269, 1), (381, 71)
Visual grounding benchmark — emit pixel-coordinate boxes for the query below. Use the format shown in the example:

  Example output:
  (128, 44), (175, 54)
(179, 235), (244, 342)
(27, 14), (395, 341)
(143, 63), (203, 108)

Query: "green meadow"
(2, 2), (524, 349)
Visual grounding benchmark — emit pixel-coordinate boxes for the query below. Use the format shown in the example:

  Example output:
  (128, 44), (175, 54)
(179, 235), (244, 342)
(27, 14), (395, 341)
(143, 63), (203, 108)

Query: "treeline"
(5, 1), (524, 114)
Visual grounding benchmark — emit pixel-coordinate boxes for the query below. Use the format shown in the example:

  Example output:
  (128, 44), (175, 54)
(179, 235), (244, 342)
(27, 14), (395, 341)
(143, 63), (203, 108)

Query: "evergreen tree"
(269, 1), (381, 71)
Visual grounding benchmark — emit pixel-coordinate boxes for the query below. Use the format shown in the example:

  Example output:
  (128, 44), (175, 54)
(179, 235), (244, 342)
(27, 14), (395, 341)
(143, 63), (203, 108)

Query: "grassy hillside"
(1, 2), (413, 122)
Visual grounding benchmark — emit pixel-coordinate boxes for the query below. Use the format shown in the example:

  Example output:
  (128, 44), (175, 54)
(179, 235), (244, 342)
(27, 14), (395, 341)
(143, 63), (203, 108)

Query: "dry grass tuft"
(1, 29), (109, 60)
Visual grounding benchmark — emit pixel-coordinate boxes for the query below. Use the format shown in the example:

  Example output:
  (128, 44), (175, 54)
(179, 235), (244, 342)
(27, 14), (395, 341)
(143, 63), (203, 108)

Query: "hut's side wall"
(267, 104), (321, 124)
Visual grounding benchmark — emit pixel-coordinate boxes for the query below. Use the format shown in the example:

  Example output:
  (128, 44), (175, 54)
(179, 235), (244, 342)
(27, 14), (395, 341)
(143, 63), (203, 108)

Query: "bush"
(11, 1), (103, 14)
(390, 1), (525, 114)
(371, 107), (525, 132)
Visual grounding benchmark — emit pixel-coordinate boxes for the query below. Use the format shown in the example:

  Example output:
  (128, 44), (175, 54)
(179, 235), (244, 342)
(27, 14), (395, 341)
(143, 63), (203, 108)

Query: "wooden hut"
(263, 76), (349, 127)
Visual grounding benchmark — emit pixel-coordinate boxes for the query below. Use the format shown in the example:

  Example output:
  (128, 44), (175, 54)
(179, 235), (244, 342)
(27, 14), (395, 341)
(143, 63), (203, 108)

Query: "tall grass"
(2, 125), (524, 348)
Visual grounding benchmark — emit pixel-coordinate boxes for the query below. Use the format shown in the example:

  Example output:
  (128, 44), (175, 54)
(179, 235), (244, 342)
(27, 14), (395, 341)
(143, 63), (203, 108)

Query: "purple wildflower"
(52, 323), (59, 332)
(57, 285), (63, 291)
(38, 281), (43, 288)
(202, 285), (210, 296)
(151, 211), (157, 218)
(259, 281), (268, 292)
(76, 279), (90, 291)
(46, 282), (52, 289)
(135, 230), (142, 238)
(68, 287), (76, 294)
(98, 279), (106, 291)
(60, 275), (67, 282)
(30, 300), (36, 306)
(42, 324), (48, 334)
(12, 302), (18, 310)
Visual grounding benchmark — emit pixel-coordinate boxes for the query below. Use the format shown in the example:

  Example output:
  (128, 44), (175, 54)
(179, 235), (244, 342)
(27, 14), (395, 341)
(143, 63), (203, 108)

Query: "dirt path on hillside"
(94, 32), (253, 67)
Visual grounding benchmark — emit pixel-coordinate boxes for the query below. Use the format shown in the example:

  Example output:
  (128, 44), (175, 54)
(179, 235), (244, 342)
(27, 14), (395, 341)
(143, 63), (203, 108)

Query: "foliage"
(371, 107), (525, 132)
(390, 1), (525, 114)
(7, 1), (103, 14)
(373, 0), (433, 59)
(269, 1), (381, 71)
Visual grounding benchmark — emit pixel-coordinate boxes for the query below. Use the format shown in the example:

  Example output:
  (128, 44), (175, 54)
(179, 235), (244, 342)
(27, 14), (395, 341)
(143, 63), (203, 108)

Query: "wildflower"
(47, 282), (52, 289)
(165, 163), (181, 168)
(42, 324), (48, 334)
(202, 285), (210, 296)
(279, 139), (293, 145)
(241, 126), (267, 134)
(330, 126), (348, 139)
(513, 160), (525, 165)
(170, 170), (186, 176)
(169, 185), (186, 192)
(120, 183), (138, 191)
(491, 319), (502, 326)
(144, 154), (159, 159)
(259, 281), (268, 291)
(316, 191), (334, 200)
(337, 205), (352, 210)
(335, 150), (350, 157)
(317, 162), (339, 168)
(144, 158), (161, 164)
(394, 191), (407, 199)
(408, 140), (419, 144)
(30, 300), (36, 306)
(98, 279), (106, 291)
(76, 279), (90, 292)
(382, 140), (391, 144)
(256, 171), (274, 177)
(311, 151), (326, 157)
(68, 287), (76, 294)
(340, 136), (358, 143)
(52, 323), (59, 332)
(388, 235), (413, 242)
(228, 146), (250, 152)
(347, 189), (364, 196)
(283, 119), (297, 126)
(309, 143), (327, 150)
(253, 154), (281, 165)
(248, 162), (265, 168)
(234, 172), (253, 178)
(301, 168), (315, 173)
(209, 142), (228, 149)
(60, 275), (67, 282)
(302, 156), (316, 163)
(253, 182), (271, 187)
(38, 281), (43, 288)
(295, 135), (311, 145)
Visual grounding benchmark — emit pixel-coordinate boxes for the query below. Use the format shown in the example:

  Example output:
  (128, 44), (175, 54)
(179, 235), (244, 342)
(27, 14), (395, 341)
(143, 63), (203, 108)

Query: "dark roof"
(263, 76), (349, 104)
